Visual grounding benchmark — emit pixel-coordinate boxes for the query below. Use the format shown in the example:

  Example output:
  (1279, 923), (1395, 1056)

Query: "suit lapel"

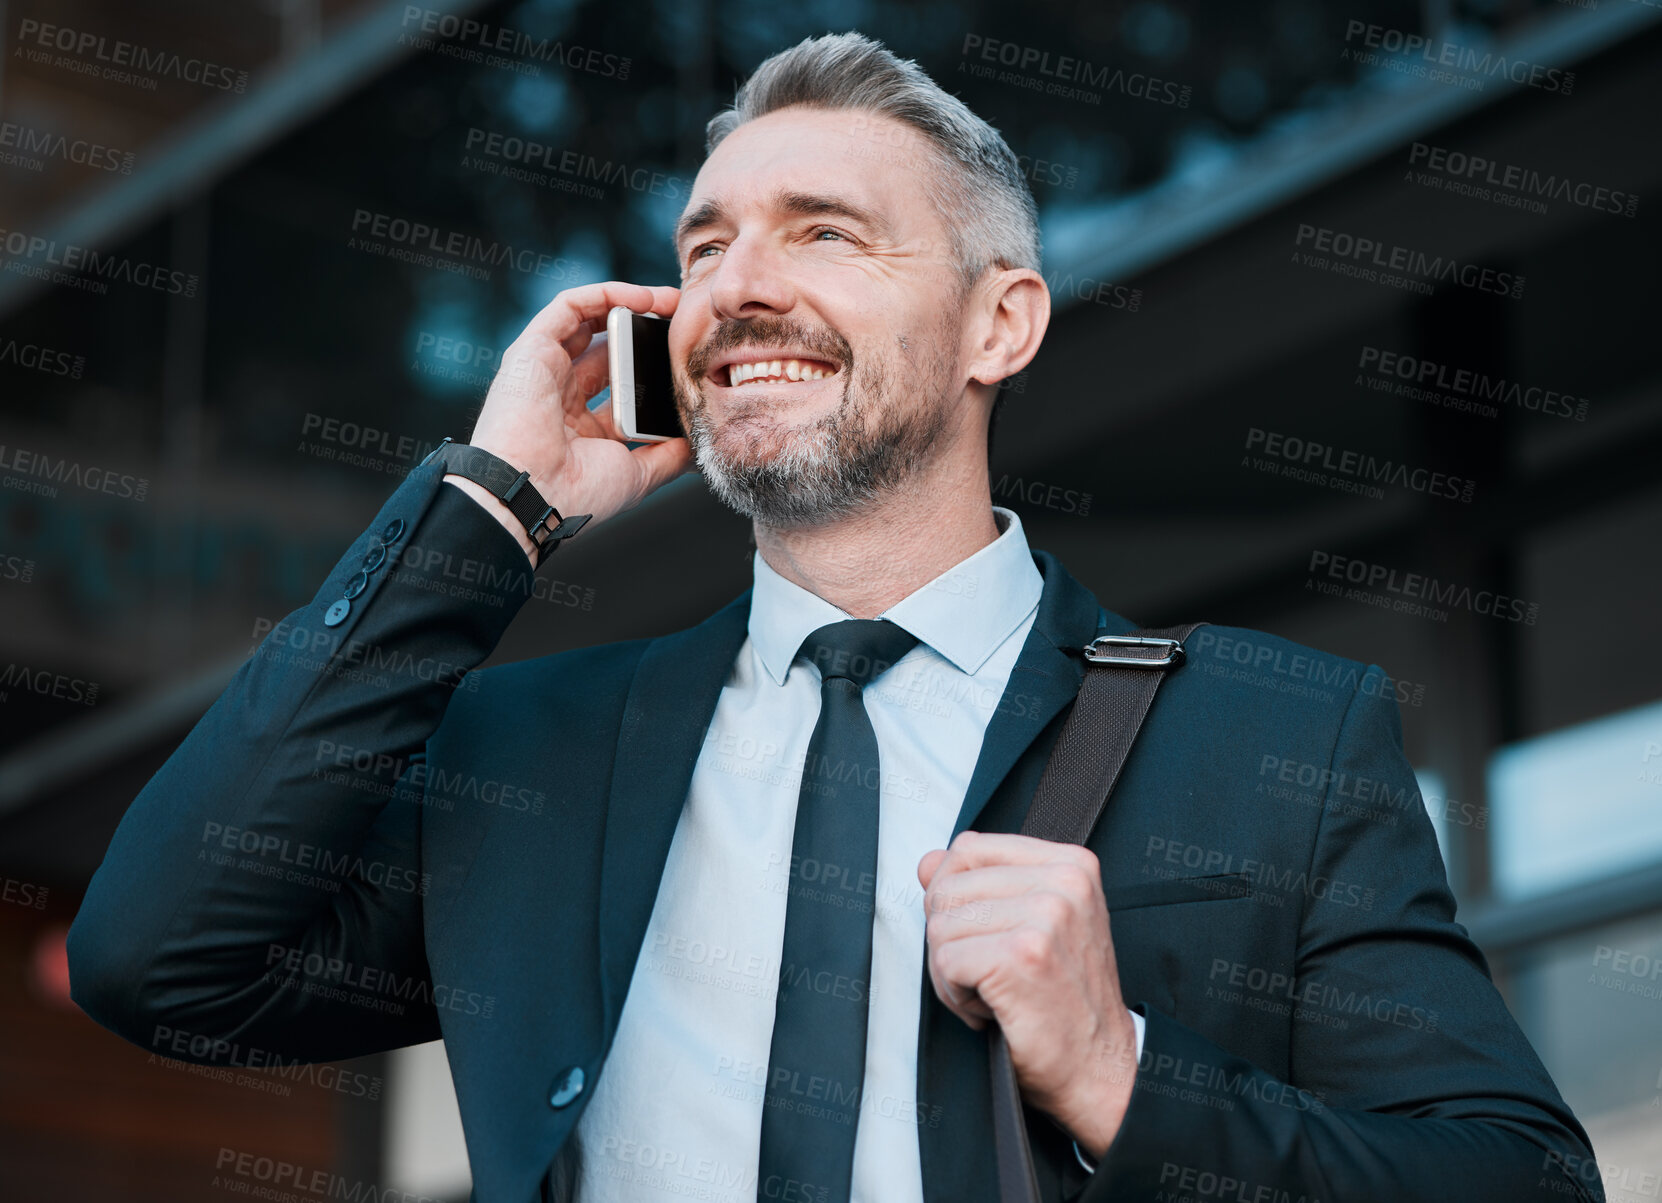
(949, 550), (1124, 839)
(596, 589), (754, 1035)
(921, 550), (1131, 1203)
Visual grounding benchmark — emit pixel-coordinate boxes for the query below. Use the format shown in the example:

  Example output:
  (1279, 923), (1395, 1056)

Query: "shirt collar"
(748, 506), (1043, 685)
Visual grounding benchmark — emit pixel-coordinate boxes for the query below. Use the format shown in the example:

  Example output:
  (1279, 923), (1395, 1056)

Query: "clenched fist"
(918, 830), (1139, 1162)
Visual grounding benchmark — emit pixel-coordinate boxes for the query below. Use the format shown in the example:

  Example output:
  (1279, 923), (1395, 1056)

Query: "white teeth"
(724, 356), (835, 386)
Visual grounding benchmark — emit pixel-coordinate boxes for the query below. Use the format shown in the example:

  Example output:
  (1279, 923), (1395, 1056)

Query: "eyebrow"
(673, 188), (893, 256)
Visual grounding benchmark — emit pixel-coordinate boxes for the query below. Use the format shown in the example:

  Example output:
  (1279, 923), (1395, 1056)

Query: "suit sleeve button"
(548, 1066), (585, 1109)
(324, 598), (351, 627)
(343, 571), (370, 600)
(363, 543), (387, 573)
(382, 518), (405, 543)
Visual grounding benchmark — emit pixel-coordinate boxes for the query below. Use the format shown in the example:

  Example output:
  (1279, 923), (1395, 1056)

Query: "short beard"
(676, 316), (959, 530)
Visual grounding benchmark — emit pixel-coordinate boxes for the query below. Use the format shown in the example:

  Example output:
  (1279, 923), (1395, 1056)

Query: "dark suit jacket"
(68, 457), (1604, 1203)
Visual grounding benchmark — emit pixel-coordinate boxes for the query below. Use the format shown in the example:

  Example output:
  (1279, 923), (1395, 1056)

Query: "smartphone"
(606, 306), (685, 442)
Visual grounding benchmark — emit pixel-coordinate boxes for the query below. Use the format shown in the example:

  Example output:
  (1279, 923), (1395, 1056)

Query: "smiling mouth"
(719, 357), (841, 387)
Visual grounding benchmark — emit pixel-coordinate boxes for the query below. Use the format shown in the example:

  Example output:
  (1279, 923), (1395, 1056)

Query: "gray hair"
(704, 31), (1042, 294)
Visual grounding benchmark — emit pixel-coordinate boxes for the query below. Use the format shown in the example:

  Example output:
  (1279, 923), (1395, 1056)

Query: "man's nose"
(706, 234), (796, 320)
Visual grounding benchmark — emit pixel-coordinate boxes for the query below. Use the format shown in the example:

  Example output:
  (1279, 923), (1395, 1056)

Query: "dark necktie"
(757, 618), (921, 1203)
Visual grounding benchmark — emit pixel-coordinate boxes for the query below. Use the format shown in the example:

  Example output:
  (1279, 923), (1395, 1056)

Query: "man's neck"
(752, 455), (1001, 620)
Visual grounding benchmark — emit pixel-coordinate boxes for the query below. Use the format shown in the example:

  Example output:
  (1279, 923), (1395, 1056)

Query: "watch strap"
(422, 437), (591, 561)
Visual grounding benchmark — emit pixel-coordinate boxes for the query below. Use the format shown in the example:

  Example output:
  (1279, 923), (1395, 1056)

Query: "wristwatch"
(421, 437), (590, 563)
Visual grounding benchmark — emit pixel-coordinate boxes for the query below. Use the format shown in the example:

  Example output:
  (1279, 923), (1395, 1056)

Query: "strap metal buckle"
(1082, 635), (1185, 669)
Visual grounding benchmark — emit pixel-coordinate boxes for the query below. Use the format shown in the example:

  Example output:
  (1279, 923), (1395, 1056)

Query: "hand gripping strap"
(989, 621), (1209, 1203)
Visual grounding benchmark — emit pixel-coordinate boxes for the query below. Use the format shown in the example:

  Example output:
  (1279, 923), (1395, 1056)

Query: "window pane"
(1489, 698), (1662, 902)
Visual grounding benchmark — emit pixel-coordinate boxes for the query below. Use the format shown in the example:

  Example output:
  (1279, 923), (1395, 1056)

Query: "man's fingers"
(628, 437), (696, 498)
(564, 337), (614, 413)
(926, 945), (994, 1027)
(526, 281), (680, 350)
(557, 315), (604, 364)
(926, 864), (1060, 910)
(937, 830), (1098, 876)
(930, 930), (1022, 1021)
(917, 847), (949, 889)
(928, 886), (1083, 948)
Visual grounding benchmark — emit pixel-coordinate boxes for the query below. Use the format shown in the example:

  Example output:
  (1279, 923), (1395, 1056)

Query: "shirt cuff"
(1073, 1009), (1144, 1175)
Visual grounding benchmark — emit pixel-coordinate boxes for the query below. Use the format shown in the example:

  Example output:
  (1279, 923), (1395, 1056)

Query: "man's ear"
(965, 268), (1050, 389)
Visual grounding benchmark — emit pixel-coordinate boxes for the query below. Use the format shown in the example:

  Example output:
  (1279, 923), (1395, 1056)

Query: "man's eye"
(692, 244), (721, 260)
(812, 228), (847, 242)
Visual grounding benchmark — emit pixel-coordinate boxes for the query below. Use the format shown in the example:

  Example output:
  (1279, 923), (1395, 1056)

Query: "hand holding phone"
(459, 282), (691, 559)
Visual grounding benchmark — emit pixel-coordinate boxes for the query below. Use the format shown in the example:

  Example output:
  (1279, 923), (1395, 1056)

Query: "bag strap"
(989, 621), (1208, 1203)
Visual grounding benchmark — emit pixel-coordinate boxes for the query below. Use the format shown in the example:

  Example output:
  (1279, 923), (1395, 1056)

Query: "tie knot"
(796, 619), (919, 689)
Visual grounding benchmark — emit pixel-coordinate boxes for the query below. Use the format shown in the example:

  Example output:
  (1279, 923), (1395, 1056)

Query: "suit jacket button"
(382, 518), (405, 543)
(324, 599), (351, 627)
(363, 543), (387, 573)
(548, 1066), (585, 1109)
(343, 571), (370, 600)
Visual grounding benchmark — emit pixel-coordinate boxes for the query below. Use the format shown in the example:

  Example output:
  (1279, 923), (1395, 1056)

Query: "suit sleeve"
(67, 461), (536, 1066)
(1074, 664), (1606, 1203)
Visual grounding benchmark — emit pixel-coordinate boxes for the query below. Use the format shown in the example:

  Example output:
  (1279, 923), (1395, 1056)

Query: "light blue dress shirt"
(568, 507), (1140, 1199)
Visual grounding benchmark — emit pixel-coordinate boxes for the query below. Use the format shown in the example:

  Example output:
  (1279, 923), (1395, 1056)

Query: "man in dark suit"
(69, 30), (1603, 1203)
